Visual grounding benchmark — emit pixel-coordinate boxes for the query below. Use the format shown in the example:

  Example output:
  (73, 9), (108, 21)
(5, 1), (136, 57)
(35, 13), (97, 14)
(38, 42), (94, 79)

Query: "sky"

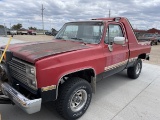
(0, 0), (160, 31)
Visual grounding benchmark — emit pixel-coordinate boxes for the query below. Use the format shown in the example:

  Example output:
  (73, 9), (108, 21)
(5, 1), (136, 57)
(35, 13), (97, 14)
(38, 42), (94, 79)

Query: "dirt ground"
(8, 35), (160, 66)
(7, 34), (54, 42)
(144, 44), (160, 66)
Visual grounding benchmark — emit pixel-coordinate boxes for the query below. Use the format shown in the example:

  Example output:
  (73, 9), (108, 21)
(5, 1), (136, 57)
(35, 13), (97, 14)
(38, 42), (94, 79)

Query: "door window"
(105, 24), (124, 44)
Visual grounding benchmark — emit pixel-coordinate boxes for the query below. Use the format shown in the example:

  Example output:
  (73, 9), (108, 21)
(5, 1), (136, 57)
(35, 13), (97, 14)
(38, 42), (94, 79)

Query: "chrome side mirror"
(114, 37), (125, 45)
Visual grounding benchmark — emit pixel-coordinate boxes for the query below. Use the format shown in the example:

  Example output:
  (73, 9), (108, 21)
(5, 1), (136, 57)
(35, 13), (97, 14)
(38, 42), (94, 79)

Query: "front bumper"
(1, 82), (42, 114)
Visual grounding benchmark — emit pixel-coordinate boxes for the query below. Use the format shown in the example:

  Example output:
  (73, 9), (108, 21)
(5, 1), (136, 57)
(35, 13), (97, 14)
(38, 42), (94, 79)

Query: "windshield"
(55, 22), (104, 44)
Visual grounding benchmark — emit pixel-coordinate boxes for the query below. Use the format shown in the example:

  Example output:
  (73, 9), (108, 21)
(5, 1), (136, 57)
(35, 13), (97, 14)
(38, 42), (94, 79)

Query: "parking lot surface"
(0, 37), (160, 120)
(0, 36), (24, 46)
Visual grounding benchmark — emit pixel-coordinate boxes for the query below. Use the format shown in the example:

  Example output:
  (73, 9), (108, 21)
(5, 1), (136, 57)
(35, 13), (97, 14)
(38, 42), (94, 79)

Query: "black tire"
(150, 41), (153, 46)
(155, 42), (158, 45)
(127, 59), (142, 79)
(56, 77), (92, 120)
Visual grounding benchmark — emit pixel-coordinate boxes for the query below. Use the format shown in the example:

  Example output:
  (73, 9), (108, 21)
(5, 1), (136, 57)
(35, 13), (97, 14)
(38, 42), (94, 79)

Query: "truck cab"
(0, 17), (151, 120)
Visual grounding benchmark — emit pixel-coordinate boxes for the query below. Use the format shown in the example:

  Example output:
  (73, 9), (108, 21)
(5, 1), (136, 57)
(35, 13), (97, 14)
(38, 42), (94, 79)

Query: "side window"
(105, 24), (124, 44)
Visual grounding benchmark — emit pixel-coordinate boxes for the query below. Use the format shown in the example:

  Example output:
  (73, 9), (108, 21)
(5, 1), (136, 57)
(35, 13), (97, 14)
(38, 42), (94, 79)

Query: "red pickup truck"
(0, 17), (151, 120)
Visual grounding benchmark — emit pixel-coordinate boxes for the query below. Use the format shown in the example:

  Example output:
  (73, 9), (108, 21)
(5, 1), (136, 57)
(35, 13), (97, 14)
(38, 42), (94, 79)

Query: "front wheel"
(127, 59), (142, 79)
(56, 77), (92, 120)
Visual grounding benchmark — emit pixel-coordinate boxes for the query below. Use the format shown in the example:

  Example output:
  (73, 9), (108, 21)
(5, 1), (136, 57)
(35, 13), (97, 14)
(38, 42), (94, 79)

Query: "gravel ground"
(7, 35), (54, 42)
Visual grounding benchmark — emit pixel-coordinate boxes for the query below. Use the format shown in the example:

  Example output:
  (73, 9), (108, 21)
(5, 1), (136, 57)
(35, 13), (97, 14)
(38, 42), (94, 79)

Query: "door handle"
(122, 44), (127, 47)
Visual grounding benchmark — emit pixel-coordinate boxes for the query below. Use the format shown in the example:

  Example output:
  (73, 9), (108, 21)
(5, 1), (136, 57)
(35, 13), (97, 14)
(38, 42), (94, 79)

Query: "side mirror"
(114, 37), (125, 45)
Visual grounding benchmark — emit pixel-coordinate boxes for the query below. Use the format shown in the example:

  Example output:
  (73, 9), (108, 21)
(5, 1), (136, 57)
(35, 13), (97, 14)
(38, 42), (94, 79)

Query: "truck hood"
(5, 40), (90, 63)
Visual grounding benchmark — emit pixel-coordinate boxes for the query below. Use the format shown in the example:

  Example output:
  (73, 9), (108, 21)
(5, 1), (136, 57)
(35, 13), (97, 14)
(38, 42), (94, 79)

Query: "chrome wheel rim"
(136, 63), (141, 74)
(70, 89), (87, 112)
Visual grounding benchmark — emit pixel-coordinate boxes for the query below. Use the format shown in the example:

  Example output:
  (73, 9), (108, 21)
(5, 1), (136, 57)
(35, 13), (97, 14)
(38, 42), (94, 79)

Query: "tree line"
(0, 23), (57, 32)
(0, 23), (37, 30)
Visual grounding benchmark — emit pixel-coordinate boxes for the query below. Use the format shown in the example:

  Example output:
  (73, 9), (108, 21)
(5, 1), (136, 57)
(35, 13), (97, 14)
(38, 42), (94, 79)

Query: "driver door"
(103, 23), (129, 78)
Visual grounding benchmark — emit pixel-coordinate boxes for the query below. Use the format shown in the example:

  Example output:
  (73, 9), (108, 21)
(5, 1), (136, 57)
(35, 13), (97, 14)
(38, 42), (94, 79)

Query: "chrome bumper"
(1, 82), (42, 114)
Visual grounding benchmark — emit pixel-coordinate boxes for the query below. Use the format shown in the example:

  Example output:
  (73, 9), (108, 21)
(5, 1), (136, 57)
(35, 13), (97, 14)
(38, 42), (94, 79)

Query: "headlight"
(30, 67), (35, 75)
(26, 66), (36, 76)
(26, 65), (37, 89)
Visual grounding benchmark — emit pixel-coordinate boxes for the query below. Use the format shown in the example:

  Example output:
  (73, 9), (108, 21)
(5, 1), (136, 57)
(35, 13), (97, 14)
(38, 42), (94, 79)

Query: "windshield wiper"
(71, 37), (86, 45)
(71, 37), (84, 42)
(71, 37), (83, 40)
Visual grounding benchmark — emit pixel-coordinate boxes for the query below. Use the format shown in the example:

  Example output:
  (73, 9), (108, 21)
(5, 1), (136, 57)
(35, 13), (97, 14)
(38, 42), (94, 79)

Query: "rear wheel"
(127, 59), (142, 79)
(56, 77), (92, 120)
(155, 42), (158, 45)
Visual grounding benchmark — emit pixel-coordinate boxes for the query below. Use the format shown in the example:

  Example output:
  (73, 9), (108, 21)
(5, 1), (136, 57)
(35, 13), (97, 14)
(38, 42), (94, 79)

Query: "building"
(0, 28), (5, 36)
(134, 29), (147, 38)
(147, 28), (160, 34)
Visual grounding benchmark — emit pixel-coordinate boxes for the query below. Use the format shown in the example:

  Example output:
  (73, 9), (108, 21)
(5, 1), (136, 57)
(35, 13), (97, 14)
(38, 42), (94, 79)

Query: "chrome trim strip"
(1, 82), (41, 114)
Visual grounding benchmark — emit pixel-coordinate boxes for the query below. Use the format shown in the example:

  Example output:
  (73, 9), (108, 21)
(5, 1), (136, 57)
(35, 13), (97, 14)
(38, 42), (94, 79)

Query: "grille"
(8, 58), (28, 86)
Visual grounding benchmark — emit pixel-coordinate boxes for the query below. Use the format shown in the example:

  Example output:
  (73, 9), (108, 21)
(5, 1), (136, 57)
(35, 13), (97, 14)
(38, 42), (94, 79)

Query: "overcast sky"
(0, 0), (160, 30)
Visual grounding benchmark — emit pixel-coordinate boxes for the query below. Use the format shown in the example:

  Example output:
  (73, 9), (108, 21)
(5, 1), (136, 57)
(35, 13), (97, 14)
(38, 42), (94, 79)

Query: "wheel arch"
(56, 68), (96, 99)
(138, 53), (146, 59)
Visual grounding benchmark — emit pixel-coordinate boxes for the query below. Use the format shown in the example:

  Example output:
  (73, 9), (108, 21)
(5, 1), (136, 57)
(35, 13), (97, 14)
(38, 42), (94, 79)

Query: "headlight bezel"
(26, 65), (36, 76)
(26, 65), (37, 90)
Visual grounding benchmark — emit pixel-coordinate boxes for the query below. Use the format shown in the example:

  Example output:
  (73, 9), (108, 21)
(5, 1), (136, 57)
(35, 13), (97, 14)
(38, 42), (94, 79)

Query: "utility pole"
(41, 4), (45, 34)
(10, 23), (11, 30)
(4, 21), (7, 37)
(109, 9), (111, 18)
